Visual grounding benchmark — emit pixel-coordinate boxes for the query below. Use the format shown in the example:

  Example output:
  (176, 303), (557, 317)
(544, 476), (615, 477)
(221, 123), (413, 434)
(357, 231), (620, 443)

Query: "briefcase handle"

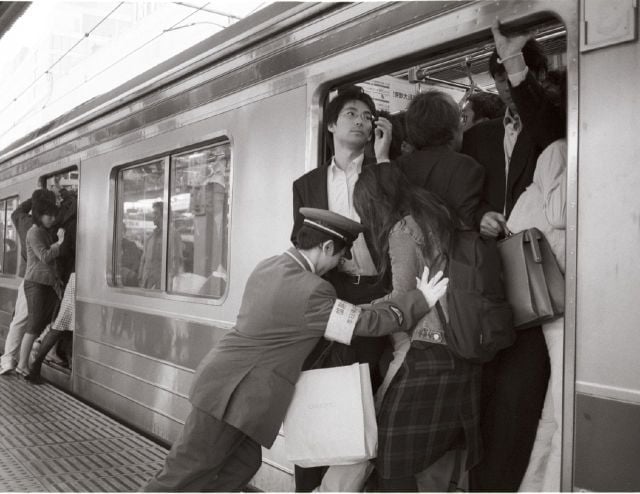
(524, 229), (543, 264)
(503, 228), (543, 264)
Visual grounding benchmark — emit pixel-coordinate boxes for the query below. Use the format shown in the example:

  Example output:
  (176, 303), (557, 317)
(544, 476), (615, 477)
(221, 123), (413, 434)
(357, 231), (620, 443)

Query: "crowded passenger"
(0, 190), (56, 375)
(142, 207), (449, 492)
(16, 191), (65, 379)
(356, 164), (481, 492)
(26, 186), (77, 382)
(291, 86), (394, 491)
(394, 90), (485, 229)
(461, 21), (565, 492)
(503, 53), (568, 494)
(461, 92), (506, 131)
(380, 110), (414, 159)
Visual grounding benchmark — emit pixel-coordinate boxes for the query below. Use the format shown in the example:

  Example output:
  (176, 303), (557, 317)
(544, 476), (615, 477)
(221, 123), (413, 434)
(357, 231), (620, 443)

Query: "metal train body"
(0, 1), (638, 491)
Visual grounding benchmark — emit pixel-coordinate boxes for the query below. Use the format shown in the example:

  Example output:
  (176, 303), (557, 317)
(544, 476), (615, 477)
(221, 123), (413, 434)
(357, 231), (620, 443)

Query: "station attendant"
(142, 207), (449, 492)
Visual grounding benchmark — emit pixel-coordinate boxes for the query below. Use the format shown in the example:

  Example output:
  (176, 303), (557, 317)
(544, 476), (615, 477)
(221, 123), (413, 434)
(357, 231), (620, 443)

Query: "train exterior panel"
(1, 1), (639, 491)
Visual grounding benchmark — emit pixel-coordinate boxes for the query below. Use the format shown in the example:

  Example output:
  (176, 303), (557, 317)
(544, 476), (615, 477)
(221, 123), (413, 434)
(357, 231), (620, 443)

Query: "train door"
(38, 166), (79, 389)
(318, 14), (567, 491)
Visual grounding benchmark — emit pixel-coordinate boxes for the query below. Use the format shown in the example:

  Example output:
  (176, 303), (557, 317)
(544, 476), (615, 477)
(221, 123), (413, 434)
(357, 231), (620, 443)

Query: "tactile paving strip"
(0, 374), (168, 492)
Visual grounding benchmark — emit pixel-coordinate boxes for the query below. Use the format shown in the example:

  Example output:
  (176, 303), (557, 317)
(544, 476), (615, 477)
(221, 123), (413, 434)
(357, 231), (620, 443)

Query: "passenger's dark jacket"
(11, 199), (34, 278)
(395, 145), (485, 229)
(291, 155), (377, 245)
(56, 190), (77, 283)
(461, 71), (565, 224)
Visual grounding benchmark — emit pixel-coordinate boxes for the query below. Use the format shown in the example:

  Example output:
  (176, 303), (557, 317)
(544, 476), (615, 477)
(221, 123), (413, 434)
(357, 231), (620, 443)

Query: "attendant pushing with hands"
(292, 88), (394, 490)
(142, 207), (448, 492)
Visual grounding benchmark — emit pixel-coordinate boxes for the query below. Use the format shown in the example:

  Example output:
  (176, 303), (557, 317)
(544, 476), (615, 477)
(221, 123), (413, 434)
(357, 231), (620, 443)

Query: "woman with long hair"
(353, 163), (481, 492)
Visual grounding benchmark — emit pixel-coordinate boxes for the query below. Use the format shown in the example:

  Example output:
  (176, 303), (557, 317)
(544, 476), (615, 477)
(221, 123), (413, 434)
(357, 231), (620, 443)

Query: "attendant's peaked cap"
(299, 207), (364, 245)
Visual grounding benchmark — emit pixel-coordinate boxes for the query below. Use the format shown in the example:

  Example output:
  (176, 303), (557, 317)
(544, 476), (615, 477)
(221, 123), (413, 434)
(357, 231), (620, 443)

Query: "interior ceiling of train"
(0, 1), (271, 152)
(390, 20), (566, 93)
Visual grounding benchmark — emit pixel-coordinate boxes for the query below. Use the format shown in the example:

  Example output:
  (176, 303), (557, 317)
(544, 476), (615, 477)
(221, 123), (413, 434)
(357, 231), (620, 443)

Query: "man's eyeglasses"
(339, 109), (375, 123)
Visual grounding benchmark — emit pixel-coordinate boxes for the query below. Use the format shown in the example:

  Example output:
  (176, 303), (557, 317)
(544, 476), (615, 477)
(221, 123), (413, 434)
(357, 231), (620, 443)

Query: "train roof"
(0, 1), (336, 163)
(0, 1), (29, 40)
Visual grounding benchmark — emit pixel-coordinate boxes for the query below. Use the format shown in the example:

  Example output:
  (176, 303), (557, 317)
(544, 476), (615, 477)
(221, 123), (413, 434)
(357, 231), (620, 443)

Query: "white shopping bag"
(283, 363), (377, 467)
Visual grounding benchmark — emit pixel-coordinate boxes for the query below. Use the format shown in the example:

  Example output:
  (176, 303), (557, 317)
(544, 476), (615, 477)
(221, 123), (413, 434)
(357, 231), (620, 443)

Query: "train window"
(112, 139), (231, 299)
(115, 160), (166, 289)
(0, 196), (19, 276)
(43, 167), (80, 197)
(168, 142), (231, 298)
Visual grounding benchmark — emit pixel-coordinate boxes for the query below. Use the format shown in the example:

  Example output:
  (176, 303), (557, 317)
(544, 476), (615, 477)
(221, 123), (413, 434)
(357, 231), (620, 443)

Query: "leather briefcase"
(497, 228), (564, 329)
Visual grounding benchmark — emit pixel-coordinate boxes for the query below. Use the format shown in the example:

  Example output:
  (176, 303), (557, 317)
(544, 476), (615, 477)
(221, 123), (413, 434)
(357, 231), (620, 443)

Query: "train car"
(0, 1), (639, 491)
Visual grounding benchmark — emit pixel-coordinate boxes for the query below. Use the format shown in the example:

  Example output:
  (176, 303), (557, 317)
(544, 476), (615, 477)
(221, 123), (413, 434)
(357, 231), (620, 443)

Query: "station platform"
(0, 373), (168, 492)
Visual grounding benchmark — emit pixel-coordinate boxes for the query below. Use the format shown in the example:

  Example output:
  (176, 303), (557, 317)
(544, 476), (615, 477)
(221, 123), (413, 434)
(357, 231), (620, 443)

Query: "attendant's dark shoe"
(24, 373), (45, 385)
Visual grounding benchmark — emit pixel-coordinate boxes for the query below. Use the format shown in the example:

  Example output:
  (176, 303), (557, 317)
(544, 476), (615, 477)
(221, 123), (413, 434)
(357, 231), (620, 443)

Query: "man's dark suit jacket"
(462, 118), (541, 225)
(395, 145), (485, 229)
(291, 156), (377, 245)
(462, 71), (565, 225)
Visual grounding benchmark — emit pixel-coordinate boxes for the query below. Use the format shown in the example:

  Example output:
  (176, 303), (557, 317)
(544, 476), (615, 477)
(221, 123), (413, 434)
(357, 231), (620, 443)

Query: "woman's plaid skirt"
(376, 341), (482, 479)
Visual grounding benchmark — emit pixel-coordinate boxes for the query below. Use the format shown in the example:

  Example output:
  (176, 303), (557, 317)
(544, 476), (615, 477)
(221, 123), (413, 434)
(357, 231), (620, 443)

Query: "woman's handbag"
(497, 228), (565, 329)
(283, 363), (377, 467)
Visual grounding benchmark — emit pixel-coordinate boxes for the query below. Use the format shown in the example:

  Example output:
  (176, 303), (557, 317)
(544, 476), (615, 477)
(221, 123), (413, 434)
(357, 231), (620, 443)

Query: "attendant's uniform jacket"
(189, 247), (429, 448)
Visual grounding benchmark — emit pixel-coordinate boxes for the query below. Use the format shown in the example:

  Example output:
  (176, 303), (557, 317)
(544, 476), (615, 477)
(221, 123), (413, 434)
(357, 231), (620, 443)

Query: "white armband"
(324, 299), (362, 345)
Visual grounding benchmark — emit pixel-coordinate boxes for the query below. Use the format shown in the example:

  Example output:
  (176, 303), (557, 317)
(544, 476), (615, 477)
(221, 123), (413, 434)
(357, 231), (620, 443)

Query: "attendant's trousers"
(469, 327), (550, 491)
(0, 281), (28, 370)
(142, 407), (261, 492)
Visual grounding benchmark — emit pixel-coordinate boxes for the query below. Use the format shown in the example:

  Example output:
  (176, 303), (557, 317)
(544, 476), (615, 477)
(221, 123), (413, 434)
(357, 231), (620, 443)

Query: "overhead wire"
(0, 2), (124, 119)
(5, 2), (217, 136)
(40, 2), (212, 111)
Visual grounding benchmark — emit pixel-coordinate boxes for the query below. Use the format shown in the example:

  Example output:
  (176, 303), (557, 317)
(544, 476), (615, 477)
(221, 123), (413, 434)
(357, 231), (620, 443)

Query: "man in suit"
(462, 24), (564, 491)
(142, 208), (449, 492)
(292, 86), (393, 491)
(393, 90), (485, 229)
(292, 89), (395, 381)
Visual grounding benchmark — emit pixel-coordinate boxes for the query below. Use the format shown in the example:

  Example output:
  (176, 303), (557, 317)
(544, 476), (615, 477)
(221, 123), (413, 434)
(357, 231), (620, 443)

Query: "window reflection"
(0, 197), (18, 275)
(115, 161), (167, 289)
(168, 142), (231, 298)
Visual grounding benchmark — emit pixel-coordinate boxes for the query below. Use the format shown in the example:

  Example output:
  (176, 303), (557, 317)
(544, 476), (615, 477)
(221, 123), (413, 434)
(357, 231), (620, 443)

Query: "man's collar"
(329, 154), (364, 177)
(503, 107), (522, 131)
(285, 247), (315, 274)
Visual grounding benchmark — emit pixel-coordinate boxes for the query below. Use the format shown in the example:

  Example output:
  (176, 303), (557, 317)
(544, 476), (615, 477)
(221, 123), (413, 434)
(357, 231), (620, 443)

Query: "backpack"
(438, 228), (515, 363)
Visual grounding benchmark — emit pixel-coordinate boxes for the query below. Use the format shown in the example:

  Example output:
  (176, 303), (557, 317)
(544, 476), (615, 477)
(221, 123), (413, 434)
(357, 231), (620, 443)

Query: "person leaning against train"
(16, 192), (65, 378)
(0, 190), (56, 375)
(141, 207), (449, 492)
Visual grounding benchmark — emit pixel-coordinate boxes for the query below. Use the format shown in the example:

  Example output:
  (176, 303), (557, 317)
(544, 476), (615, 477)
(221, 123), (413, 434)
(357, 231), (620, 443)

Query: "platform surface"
(0, 374), (168, 492)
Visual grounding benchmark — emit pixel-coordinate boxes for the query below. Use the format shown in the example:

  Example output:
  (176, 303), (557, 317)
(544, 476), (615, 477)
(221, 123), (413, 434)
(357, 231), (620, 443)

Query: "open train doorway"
(38, 166), (79, 389)
(319, 14), (568, 492)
